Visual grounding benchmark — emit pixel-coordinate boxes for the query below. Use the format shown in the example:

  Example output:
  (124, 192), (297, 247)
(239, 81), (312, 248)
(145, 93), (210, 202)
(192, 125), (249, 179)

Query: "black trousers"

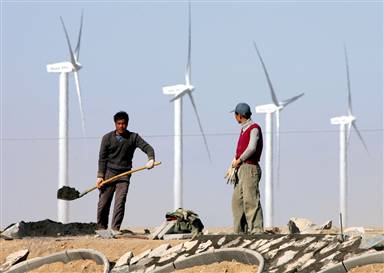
(97, 179), (130, 230)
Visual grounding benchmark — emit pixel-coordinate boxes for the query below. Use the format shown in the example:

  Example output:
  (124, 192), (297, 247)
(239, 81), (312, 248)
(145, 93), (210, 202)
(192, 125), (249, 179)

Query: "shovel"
(57, 161), (161, 201)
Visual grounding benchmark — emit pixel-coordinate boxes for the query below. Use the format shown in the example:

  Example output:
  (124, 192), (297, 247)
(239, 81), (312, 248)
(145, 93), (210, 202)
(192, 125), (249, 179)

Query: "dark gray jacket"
(97, 130), (155, 179)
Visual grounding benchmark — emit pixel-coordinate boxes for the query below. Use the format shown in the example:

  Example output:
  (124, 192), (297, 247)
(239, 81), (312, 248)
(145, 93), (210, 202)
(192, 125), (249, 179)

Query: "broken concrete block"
(183, 240), (198, 252)
(195, 240), (212, 253)
(239, 239), (253, 248)
(163, 243), (184, 256)
(285, 252), (313, 271)
(249, 239), (268, 250)
(344, 227), (365, 237)
(115, 251), (133, 267)
(95, 229), (114, 239)
(278, 239), (296, 251)
(130, 249), (152, 265)
(290, 217), (315, 232)
(0, 249), (29, 272)
(299, 258), (317, 271)
(162, 234), (193, 240)
(258, 236), (288, 253)
(157, 221), (176, 240)
(149, 221), (168, 240)
(265, 248), (279, 259)
(148, 244), (171, 258)
(157, 252), (178, 263)
(274, 250), (298, 267)
(222, 237), (242, 248)
(293, 236), (316, 247)
(1, 222), (24, 239)
(319, 241), (340, 255)
(304, 240), (328, 253)
(217, 236), (226, 246)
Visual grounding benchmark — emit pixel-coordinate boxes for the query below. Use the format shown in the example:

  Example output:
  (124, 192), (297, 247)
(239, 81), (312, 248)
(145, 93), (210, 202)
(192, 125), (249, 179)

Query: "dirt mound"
(2, 219), (97, 237)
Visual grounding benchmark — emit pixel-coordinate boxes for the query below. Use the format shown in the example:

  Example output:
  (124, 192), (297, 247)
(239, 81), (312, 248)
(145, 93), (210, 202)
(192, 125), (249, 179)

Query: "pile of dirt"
(2, 219), (97, 237)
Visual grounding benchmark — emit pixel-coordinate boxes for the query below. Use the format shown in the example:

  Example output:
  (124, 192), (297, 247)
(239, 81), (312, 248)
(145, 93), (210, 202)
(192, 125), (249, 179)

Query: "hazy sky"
(1, 1), (383, 230)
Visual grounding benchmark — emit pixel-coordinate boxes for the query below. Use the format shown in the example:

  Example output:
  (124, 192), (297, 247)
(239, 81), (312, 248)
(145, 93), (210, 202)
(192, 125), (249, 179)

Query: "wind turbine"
(253, 42), (304, 228)
(330, 46), (369, 227)
(162, 3), (211, 210)
(47, 13), (86, 224)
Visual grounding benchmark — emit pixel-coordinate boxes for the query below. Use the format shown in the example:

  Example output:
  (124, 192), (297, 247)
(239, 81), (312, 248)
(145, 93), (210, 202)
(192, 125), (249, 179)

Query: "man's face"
(235, 113), (242, 124)
(115, 119), (127, 134)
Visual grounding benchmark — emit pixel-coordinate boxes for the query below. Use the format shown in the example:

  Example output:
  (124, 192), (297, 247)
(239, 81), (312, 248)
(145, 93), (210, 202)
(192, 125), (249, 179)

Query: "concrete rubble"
(0, 249), (29, 272)
(107, 233), (382, 273)
(2, 219), (382, 273)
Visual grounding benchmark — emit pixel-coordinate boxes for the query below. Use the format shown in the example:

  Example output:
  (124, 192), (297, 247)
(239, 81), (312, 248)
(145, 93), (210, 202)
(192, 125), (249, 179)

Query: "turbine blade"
(352, 121), (369, 154)
(344, 45), (353, 116)
(281, 93), (305, 107)
(74, 71), (86, 136)
(187, 92), (212, 162)
(252, 41), (279, 106)
(74, 11), (84, 61)
(275, 110), (281, 188)
(185, 1), (192, 86)
(60, 17), (77, 68)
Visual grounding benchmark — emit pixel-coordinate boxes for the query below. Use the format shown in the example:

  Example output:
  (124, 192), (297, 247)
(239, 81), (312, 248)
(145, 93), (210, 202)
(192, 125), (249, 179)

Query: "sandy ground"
(348, 264), (384, 273)
(173, 261), (259, 273)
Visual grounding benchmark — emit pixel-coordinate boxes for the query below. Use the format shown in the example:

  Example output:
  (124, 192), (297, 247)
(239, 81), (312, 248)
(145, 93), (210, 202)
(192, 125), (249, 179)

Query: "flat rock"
(162, 233), (192, 240)
(115, 251), (133, 267)
(148, 243), (170, 258)
(130, 249), (152, 265)
(0, 249), (29, 272)
(274, 250), (298, 267)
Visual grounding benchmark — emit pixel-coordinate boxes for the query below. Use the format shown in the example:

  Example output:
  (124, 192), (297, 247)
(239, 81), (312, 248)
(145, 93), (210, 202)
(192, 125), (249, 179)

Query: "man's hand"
(232, 158), (242, 169)
(96, 178), (104, 189)
(146, 159), (155, 169)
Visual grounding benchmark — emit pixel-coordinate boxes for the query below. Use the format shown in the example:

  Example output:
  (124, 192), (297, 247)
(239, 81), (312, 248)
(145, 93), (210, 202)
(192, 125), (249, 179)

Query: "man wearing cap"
(230, 102), (264, 234)
(96, 111), (155, 232)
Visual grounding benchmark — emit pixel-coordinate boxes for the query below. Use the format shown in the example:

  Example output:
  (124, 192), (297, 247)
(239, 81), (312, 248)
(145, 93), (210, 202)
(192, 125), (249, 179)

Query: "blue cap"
(232, 103), (252, 116)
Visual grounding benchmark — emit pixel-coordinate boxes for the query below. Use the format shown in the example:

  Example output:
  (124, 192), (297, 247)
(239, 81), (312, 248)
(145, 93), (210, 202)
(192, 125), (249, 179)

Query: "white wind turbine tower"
(47, 14), (86, 224)
(253, 42), (304, 228)
(330, 46), (369, 227)
(162, 3), (211, 210)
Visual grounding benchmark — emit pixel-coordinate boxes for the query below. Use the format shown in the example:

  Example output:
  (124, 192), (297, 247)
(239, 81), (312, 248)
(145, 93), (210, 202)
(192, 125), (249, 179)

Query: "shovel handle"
(79, 161), (161, 198)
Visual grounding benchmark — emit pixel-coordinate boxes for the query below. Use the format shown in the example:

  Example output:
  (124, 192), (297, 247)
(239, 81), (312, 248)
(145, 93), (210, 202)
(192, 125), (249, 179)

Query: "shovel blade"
(57, 186), (80, 201)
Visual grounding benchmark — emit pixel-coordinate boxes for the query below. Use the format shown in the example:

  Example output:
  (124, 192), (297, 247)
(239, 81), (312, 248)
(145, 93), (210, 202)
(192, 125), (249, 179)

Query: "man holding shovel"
(96, 111), (155, 232)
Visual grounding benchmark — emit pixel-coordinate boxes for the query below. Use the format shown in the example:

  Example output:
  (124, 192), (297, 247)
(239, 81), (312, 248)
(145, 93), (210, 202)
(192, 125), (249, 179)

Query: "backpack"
(165, 208), (204, 237)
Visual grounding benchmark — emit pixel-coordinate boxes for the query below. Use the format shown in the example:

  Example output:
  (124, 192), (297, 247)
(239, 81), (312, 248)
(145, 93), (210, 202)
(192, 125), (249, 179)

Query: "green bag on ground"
(165, 208), (204, 237)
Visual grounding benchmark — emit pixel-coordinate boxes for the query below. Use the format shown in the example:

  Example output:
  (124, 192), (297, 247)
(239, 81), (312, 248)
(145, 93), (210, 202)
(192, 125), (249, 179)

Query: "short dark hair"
(114, 111), (129, 123)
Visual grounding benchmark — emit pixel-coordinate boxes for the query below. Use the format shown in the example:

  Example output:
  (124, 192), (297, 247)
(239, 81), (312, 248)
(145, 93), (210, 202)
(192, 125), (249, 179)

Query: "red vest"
(236, 123), (263, 164)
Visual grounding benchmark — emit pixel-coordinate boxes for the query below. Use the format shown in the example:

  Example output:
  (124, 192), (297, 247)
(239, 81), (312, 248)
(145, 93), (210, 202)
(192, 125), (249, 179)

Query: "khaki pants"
(232, 163), (264, 234)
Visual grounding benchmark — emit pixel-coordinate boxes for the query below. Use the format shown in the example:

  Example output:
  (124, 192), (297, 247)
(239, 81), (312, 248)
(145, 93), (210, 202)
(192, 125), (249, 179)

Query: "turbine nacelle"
(162, 84), (194, 100)
(255, 103), (283, 114)
(330, 115), (356, 125)
(47, 61), (82, 73)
